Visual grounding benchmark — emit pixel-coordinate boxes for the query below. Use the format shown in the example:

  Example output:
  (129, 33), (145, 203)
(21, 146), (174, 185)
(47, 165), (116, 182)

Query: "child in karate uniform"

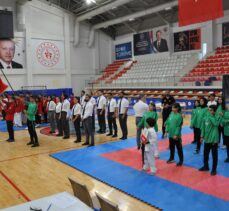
(142, 118), (158, 175)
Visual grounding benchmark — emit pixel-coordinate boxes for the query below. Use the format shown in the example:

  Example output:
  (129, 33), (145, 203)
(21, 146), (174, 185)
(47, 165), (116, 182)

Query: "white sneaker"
(24, 127), (28, 130)
(221, 145), (226, 149)
(142, 165), (148, 171)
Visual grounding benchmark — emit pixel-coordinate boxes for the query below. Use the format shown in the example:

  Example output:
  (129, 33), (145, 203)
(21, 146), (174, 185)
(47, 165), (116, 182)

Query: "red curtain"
(0, 78), (8, 94)
(179, 0), (224, 26)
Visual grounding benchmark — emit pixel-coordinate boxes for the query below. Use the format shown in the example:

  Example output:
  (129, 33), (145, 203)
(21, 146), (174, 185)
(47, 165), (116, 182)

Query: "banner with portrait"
(31, 39), (65, 70)
(222, 22), (229, 46)
(115, 42), (132, 60)
(0, 38), (25, 69)
(174, 29), (201, 52)
(133, 26), (169, 56)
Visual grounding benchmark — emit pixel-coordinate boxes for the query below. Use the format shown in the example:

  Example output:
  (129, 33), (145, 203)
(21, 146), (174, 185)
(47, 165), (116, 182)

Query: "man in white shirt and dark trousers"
(61, 94), (70, 139)
(118, 91), (129, 140)
(47, 96), (56, 134)
(96, 90), (106, 134)
(133, 95), (149, 149)
(55, 96), (63, 136)
(72, 97), (82, 143)
(107, 93), (118, 137)
(89, 94), (96, 131)
(82, 94), (94, 147)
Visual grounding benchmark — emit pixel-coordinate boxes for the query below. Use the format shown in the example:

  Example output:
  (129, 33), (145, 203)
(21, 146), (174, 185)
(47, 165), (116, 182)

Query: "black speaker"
(223, 75), (229, 109)
(0, 10), (14, 39)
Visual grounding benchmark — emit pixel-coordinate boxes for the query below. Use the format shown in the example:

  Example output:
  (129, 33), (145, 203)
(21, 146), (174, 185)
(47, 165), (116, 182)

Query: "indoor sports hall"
(0, 0), (229, 211)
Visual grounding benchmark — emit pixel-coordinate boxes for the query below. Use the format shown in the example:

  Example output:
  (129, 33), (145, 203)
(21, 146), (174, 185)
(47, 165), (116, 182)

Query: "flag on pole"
(179, 0), (224, 26)
(0, 78), (8, 94)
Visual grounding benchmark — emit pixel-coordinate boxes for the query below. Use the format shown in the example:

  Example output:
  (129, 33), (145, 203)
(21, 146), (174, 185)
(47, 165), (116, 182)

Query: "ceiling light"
(86, 0), (96, 5)
(129, 18), (135, 21)
(165, 6), (171, 11)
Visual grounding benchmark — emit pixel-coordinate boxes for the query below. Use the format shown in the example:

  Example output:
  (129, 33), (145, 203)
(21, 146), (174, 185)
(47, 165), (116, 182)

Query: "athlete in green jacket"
(165, 103), (184, 166)
(221, 110), (229, 162)
(199, 105), (219, 176)
(216, 97), (225, 147)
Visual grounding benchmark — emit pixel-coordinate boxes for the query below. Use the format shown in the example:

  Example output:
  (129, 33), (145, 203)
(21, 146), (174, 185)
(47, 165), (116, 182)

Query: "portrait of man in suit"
(153, 30), (169, 53)
(0, 39), (23, 69)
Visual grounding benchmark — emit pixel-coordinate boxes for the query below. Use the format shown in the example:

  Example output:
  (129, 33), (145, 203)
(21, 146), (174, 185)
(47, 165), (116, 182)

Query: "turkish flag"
(0, 78), (8, 94)
(179, 0), (224, 26)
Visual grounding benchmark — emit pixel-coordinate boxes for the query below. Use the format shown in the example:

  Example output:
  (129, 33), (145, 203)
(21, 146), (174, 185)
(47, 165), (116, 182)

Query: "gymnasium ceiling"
(42, 0), (229, 39)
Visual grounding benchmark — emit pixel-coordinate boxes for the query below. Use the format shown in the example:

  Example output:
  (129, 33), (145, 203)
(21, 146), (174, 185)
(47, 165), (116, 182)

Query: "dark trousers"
(107, 112), (117, 135)
(136, 117), (142, 148)
(169, 138), (184, 162)
(218, 126), (225, 145)
(27, 120), (38, 144)
(35, 114), (41, 124)
(83, 117), (94, 145)
(92, 113), (95, 131)
(119, 114), (128, 138)
(6, 120), (14, 140)
(97, 109), (106, 132)
(141, 144), (145, 165)
(44, 112), (48, 123)
(61, 112), (69, 138)
(194, 127), (201, 150)
(56, 113), (63, 135)
(2, 110), (6, 120)
(74, 117), (81, 141)
(203, 143), (218, 171)
(225, 136), (229, 158)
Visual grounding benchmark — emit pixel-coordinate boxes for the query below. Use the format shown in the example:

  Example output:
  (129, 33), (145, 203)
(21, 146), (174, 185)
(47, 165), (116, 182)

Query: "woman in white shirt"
(72, 97), (82, 143)
(55, 96), (63, 136)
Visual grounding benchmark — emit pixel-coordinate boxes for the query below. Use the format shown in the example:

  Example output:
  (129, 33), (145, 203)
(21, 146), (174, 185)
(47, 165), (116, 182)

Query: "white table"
(1, 192), (93, 211)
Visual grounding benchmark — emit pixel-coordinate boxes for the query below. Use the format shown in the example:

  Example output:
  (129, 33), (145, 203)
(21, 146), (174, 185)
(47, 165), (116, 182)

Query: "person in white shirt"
(89, 94), (96, 131)
(72, 97), (82, 143)
(55, 96), (63, 136)
(82, 94), (94, 147)
(142, 118), (158, 175)
(47, 96), (56, 134)
(80, 90), (86, 107)
(118, 91), (129, 140)
(207, 93), (217, 107)
(133, 95), (149, 149)
(96, 90), (107, 133)
(61, 94), (70, 139)
(106, 93), (118, 137)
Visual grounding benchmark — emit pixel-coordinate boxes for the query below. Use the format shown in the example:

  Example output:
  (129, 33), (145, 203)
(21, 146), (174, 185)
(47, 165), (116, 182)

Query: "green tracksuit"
(27, 102), (38, 121)
(138, 111), (158, 132)
(216, 105), (224, 122)
(201, 113), (219, 144)
(165, 112), (183, 139)
(190, 107), (201, 128)
(222, 111), (229, 137)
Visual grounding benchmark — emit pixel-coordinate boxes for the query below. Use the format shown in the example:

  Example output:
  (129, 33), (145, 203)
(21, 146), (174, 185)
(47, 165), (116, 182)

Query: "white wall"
(0, 0), (112, 94)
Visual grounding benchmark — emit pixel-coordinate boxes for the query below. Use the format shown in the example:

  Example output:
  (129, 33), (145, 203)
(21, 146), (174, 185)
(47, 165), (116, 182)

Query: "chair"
(95, 192), (120, 211)
(68, 176), (94, 208)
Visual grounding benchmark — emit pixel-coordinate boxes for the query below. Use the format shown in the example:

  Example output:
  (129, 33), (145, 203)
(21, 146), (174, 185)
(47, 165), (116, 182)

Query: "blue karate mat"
(50, 127), (229, 211)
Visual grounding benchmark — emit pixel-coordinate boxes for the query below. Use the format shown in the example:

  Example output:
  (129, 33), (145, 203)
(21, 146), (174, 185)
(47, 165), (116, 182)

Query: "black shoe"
(82, 142), (89, 146)
(49, 131), (55, 134)
(191, 140), (196, 144)
(167, 159), (175, 164)
(31, 143), (39, 147)
(176, 162), (183, 166)
(63, 136), (70, 139)
(56, 134), (63, 137)
(74, 140), (81, 143)
(194, 149), (200, 154)
(137, 146), (141, 150)
(106, 133), (112, 136)
(121, 137), (127, 140)
(27, 141), (33, 145)
(199, 166), (209, 171)
(112, 134), (117, 138)
(97, 130), (102, 133)
(224, 158), (229, 163)
(8, 139), (15, 142)
(211, 170), (217, 176)
(161, 134), (165, 139)
(120, 137), (124, 139)
(101, 131), (106, 134)
(88, 144), (94, 147)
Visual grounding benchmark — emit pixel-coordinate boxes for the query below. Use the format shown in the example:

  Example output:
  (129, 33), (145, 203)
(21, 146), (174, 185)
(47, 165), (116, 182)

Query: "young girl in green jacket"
(221, 110), (229, 162)
(165, 103), (184, 166)
(216, 96), (225, 148)
(199, 105), (219, 176)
